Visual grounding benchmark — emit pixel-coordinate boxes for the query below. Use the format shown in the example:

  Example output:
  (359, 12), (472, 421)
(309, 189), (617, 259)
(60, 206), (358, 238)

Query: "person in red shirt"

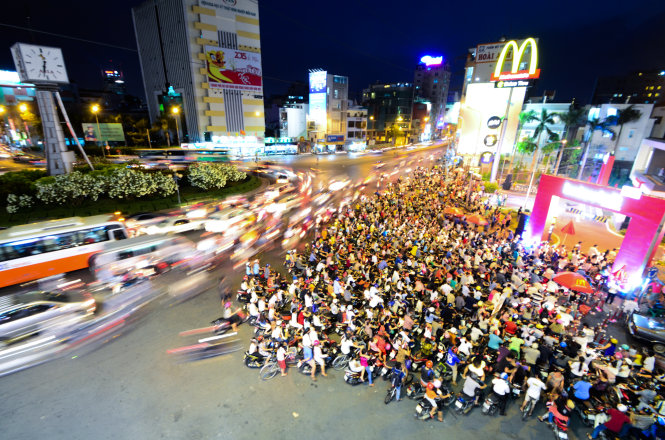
(504, 320), (517, 336)
(588, 404), (631, 439)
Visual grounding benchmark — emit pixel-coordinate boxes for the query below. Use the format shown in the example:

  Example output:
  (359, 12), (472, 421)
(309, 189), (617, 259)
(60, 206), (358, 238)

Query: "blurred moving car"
(628, 312), (665, 353)
(205, 208), (252, 234)
(141, 216), (205, 235)
(12, 152), (45, 165)
(124, 212), (166, 236)
(0, 291), (96, 345)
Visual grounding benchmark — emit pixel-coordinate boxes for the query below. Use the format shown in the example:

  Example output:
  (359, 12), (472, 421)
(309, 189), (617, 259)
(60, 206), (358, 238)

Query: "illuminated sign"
(494, 80), (531, 88)
(491, 38), (540, 82)
(420, 55), (443, 66)
(484, 134), (497, 147)
(487, 116), (502, 129)
(480, 152), (493, 164)
(562, 181), (624, 211)
(309, 71), (327, 93)
(205, 46), (263, 92)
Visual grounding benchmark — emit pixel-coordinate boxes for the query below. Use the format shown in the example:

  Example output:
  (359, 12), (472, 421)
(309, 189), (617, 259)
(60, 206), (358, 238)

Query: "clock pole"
(35, 86), (73, 175)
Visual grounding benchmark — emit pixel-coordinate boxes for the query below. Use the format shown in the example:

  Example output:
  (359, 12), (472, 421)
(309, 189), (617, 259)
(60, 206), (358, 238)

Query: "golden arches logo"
(491, 38), (540, 81)
(574, 279), (588, 287)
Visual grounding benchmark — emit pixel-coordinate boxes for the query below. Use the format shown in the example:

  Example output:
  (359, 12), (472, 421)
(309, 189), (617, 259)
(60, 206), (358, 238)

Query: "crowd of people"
(237, 164), (665, 439)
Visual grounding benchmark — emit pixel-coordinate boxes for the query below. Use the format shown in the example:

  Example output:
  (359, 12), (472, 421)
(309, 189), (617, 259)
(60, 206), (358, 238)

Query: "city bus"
(135, 149), (230, 166)
(0, 216), (128, 288)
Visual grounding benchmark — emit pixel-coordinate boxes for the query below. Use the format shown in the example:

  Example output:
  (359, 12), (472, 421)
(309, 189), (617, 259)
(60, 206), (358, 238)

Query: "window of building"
(433, 79), (438, 84)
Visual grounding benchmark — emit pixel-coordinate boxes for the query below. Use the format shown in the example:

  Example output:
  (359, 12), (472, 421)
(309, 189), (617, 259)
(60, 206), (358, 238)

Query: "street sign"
(487, 116), (502, 129)
(647, 266), (659, 279)
(484, 134), (497, 147)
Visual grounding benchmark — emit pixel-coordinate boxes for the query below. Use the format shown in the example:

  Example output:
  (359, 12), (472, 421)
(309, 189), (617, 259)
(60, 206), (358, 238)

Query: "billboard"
(491, 38), (540, 81)
(205, 46), (262, 92)
(308, 71), (327, 135)
(309, 71), (327, 93)
(82, 123), (125, 142)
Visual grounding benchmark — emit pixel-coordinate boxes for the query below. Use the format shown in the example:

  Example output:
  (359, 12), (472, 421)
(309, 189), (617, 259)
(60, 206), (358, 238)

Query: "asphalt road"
(1, 144), (592, 440)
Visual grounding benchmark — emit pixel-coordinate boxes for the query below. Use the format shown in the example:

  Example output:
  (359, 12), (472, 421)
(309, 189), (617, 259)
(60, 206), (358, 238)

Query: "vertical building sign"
(309, 70), (327, 135)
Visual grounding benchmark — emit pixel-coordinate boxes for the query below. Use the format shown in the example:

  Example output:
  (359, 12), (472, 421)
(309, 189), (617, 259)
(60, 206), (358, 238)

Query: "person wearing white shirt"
(492, 373), (511, 415)
(521, 375), (546, 416)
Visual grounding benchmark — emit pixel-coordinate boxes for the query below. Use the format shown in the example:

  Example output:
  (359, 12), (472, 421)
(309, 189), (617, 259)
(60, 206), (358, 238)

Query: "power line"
(0, 22), (137, 52)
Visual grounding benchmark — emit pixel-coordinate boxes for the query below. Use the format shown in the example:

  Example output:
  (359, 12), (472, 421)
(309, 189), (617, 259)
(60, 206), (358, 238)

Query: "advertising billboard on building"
(205, 46), (262, 92)
(309, 70), (327, 135)
(82, 123), (125, 142)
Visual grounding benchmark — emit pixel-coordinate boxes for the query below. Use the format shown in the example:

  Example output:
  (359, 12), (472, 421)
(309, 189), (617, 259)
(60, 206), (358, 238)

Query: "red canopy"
(553, 271), (594, 293)
(561, 220), (575, 235)
(467, 214), (489, 226)
(444, 207), (464, 217)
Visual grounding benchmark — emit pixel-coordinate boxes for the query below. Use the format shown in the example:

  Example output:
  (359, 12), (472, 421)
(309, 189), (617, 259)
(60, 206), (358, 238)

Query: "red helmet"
(426, 382), (435, 390)
(426, 360), (433, 368)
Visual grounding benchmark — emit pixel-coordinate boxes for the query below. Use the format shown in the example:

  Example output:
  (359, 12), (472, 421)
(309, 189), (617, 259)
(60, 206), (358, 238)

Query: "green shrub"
(483, 182), (499, 194)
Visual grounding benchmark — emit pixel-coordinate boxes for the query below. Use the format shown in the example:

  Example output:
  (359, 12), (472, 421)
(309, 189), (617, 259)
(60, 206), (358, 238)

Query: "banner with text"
(205, 46), (262, 92)
(82, 123), (125, 142)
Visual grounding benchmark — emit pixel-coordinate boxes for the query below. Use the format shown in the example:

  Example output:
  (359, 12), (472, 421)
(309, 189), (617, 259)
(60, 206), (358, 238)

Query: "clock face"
(12, 43), (69, 84)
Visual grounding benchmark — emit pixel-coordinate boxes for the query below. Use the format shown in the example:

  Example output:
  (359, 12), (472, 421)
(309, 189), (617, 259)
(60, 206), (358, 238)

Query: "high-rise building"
(592, 70), (665, 105)
(362, 82), (413, 145)
(132, 0), (264, 153)
(307, 69), (348, 145)
(414, 55), (450, 135)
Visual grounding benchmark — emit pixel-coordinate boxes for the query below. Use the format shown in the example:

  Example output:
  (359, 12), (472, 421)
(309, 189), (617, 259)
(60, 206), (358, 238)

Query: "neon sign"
(491, 38), (540, 81)
(562, 181), (624, 211)
(420, 55), (443, 66)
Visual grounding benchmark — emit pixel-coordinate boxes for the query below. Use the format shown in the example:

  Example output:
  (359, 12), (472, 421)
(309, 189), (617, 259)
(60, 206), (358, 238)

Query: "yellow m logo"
(574, 278), (587, 287)
(492, 38), (540, 81)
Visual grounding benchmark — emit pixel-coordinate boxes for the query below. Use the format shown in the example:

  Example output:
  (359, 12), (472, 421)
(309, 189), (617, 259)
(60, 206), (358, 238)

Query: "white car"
(141, 217), (205, 235)
(0, 291), (96, 344)
(124, 212), (166, 236)
(204, 208), (252, 233)
(265, 194), (301, 214)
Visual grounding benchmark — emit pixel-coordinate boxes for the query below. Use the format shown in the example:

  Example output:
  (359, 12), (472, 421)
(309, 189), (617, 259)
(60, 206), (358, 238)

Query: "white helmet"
(433, 379), (442, 389)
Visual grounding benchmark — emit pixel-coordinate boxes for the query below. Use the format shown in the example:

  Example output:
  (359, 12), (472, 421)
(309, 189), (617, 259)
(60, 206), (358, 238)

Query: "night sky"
(0, 0), (664, 105)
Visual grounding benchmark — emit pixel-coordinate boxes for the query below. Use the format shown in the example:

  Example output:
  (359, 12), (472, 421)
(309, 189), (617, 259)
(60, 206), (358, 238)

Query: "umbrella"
(560, 220), (575, 246)
(467, 214), (489, 226)
(552, 271), (594, 293)
(444, 207), (464, 217)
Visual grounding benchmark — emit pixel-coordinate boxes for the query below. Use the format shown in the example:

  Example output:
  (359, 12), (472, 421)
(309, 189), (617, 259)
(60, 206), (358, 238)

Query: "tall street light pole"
(91, 104), (105, 157)
(171, 106), (180, 146)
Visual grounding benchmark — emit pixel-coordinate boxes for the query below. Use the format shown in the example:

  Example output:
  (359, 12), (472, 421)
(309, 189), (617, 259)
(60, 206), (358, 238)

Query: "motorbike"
(414, 397), (445, 421)
(574, 399), (601, 427)
(344, 368), (364, 385)
(482, 392), (501, 416)
(243, 351), (265, 368)
(406, 382), (426, 400)
(550, 415), (570, 440)
(454, 393), (477, 415)
(522, 397), (536, 421)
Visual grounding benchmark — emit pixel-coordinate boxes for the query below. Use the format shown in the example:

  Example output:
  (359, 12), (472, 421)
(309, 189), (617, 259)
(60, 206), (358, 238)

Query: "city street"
(0, 144), (583, 440)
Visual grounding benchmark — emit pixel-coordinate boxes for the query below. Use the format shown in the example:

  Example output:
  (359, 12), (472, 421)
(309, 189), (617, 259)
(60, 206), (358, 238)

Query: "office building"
(132, 0), (264, 154)
(279, 103), (308, 139)
(592, 70), (665, 105)
(346, 101), (367, 147)
(362, 82), (413, 145)
(414, 55), (450, 135)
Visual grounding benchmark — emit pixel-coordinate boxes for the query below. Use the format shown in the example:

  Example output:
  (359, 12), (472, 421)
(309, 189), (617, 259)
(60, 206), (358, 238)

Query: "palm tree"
(611, 104), (642, 155)
(521, 109), (559, 207)
(577, 117), (615, 179)
(553, 105), (587, 175)
(507, 110), (536, 178)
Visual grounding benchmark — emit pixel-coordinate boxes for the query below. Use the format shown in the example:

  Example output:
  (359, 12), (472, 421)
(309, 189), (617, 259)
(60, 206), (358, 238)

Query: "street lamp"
(171, 106), (181, 146)
(91, 104), (105, 157)
(18, 103), (28, 113)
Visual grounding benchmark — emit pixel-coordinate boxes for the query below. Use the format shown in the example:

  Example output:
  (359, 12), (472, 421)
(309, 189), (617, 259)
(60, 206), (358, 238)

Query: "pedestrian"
(277, 343), (288, 376)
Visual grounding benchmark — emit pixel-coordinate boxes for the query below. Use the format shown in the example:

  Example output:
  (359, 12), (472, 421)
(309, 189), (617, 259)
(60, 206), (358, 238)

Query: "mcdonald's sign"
(490, 38), (540, 82)
(574, 278), (588, 287)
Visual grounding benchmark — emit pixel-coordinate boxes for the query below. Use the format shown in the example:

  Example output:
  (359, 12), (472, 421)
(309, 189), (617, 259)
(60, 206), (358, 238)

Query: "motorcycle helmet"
(560, 342), (567, 348)
(566, 400), (575, 410)
(313, 340), (320, 346)
(385, 344), (391, 351)
(500, 373), (509, 380)
(426, 360), (433, 368)
(617, 404), (628, 413)
(426, 382), (435, 390)
(433, 379), (442, 388)
(611, 338), (618, 344)
(225, 302), (232, 308)
(621, 344), (630, 350)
